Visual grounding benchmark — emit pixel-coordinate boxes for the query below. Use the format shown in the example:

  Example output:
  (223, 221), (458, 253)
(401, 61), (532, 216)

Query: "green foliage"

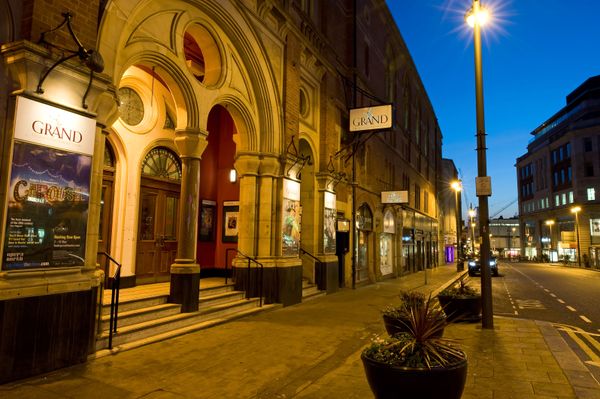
(365, 294), (465, 369)
(439, 280), (479, 299)
(382, 291), (426, 319)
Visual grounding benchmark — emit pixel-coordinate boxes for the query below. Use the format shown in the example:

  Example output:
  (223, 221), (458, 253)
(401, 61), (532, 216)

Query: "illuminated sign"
(349, 104), (393, 132)
(381, 190), (408, 204)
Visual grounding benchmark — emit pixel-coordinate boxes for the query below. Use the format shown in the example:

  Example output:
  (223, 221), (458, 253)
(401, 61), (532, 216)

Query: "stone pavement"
(2, 265), (599, 398)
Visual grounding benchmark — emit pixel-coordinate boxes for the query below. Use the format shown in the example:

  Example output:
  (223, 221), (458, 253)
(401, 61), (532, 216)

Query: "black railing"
(225, 248), (264, 307)
(98, 251), (121, 350)
(300, 248), (321, 288)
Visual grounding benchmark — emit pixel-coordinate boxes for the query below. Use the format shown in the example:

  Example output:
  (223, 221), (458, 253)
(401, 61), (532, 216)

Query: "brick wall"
(21, 0), (100, 50)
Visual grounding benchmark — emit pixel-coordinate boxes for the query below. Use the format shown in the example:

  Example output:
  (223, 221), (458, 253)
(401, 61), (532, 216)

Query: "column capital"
(174, 128), (208, 159)
(259, 154), (282, 177)
(234, 153), (261, 177)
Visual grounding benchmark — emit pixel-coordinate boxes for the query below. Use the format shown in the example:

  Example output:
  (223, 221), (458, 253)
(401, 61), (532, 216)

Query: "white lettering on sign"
(14, 96), (96, 155)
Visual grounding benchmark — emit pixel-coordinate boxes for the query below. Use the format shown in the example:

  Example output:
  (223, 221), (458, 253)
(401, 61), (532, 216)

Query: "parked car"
(468, 256), (499, 277)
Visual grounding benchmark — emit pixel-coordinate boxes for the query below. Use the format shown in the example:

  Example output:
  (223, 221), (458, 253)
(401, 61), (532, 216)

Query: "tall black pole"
(472, 0), (493, 329)
(351, 0), (358, 289)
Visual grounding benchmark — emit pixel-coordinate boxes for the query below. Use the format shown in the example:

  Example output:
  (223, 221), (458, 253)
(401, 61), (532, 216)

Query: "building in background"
(516, 75), (600, 265)
(489, 217), (520, 259)
(440, 159), (460, 263)
(0, 0), (447, 382)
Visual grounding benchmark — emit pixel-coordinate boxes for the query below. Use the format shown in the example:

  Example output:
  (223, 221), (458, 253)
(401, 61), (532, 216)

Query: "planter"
(361, 352), (468, 399)
(382, 314), (445, 338)
(437, 294), (481, 322)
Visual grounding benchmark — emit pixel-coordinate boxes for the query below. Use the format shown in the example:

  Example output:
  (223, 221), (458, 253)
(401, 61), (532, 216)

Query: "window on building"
(585, 162), (594, 177)
(566, 142), (571, 157)
(561, 169), (565, 183)
(562, 193), (567, 205)
(424, 190), (429, 213)
(555, 195), (560, 207)
(415, 184), (421, 209)
(568, 166), (572, 182)
(584, 137), (592, 152)
(568, 191), (574, 203)
(559, 147), (563, 161)
(588, 187), (596, 201)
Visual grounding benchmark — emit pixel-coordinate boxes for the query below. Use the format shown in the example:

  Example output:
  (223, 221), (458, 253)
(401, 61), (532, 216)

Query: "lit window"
(568, 191), (574, 203)
(555, 195), (560, 207)
(588, 188), (596, 201)
(561, 193), (567, 205)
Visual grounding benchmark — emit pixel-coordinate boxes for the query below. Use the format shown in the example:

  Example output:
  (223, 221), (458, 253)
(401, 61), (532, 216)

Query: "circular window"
(184, 24), (222, 86)
(299, 88), (309, 118)
(118, 87), (144, 126)
(141, 147), (182, 181)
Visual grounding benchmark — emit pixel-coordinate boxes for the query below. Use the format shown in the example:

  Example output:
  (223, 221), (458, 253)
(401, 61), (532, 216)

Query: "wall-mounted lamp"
(229, 168), (237, 183)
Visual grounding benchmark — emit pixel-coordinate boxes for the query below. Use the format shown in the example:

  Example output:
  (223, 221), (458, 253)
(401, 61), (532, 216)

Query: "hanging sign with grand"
(2, 96), (96, 270)
(349, 104), (393, 132)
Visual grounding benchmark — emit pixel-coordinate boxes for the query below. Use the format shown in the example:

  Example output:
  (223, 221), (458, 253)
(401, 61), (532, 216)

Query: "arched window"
(141, 147), (181, 181)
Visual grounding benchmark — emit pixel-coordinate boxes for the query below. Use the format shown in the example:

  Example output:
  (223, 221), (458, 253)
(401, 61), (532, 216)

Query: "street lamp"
(545, 220), (555, 261)
(466, 0), (493, 329)
(469, 206), (476, 255)
(451, 180), (463, 271)
(571, 206), (582, 267)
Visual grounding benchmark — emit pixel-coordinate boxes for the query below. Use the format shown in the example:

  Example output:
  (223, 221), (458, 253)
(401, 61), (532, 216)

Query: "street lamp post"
(571, 206), (582, 267)
(451, 180), (463, 271)
(469, 206), (476, 255)
(545, 220), (555, 261)
(467, 0), (493, 329)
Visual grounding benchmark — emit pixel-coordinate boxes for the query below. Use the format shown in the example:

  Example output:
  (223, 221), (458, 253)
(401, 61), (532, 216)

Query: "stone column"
(234, 154), (261, 256)
(169, 128), (207, 312)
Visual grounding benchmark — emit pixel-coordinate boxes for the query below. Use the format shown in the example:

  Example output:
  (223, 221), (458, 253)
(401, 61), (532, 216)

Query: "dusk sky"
(388, 0), (600, 218)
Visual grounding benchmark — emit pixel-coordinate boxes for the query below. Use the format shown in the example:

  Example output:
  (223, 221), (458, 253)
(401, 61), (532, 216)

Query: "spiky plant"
(381, 290), (425, 319)
(365, 295), (465, 369)
(439, 279), (479, 299)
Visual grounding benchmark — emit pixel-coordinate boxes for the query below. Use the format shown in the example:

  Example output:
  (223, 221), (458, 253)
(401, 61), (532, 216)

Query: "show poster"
(323, 191), (336, 254)
(2, 96), (95, 270)
(282, 179), (301, 256)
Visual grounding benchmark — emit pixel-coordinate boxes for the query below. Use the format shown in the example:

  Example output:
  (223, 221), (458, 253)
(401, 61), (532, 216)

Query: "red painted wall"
(197, 106), (239, 270)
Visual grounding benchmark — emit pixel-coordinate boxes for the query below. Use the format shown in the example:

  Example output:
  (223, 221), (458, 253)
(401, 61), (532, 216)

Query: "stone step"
(91, 304), (281, 359)
(96, 298), (263, 350)
(301, 282), (325, 302)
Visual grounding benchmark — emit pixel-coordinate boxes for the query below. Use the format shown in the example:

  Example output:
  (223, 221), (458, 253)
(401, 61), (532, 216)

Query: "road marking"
(556, 324), (600, 363)
(544, 288), (550, 293)
(567, 306), (577, 312)
(550, 293), (557, 298)
(557, 299), (565, 304)
(580, 315), (593, 323)
(502, 278), (519, 316)
(516, 299), (546, 310)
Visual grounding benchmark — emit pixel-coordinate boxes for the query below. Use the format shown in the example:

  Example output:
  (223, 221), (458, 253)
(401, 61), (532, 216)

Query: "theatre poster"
(2, 96), (96, 270)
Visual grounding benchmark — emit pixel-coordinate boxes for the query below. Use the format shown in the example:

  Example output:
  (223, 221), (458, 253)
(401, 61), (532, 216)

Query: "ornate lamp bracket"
(285, 136), (311, 179)
(36, 12), (105, 109)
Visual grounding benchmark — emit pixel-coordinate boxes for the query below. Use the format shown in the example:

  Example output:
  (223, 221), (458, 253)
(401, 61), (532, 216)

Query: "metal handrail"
(225, 249), (264, 307)
(300, 248), (322, 287)
(98, 251), (121, 350)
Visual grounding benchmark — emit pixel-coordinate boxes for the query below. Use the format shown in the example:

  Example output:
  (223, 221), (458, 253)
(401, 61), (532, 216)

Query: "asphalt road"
(485, 261), (600, 382)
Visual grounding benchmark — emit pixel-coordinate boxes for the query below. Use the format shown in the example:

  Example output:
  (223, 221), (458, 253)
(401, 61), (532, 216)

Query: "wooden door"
(136, 178), (179, 284)
(97, 174), (114, 282)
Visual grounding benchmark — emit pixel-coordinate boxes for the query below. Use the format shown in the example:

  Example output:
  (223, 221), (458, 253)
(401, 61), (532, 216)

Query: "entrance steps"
(302, 278), (326, 302)
(94, 282), (278, 356)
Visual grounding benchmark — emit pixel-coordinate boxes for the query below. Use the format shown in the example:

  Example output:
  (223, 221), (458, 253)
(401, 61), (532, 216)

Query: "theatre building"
(0, 0), (445, 382)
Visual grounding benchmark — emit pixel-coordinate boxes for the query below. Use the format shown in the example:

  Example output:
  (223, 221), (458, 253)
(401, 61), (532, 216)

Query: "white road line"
(550, 293), (557, 298)
(557, 299), (565, 304)
(567, 306), (577, 312)
(580, 315), (592, 323)
(544, 288), (550, 293)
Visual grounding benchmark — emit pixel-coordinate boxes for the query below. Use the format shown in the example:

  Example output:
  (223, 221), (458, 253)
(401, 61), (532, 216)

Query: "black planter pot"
(361, 352), (468, 399)
(437, 294), (482, 322)
(382, 314), (445, 337)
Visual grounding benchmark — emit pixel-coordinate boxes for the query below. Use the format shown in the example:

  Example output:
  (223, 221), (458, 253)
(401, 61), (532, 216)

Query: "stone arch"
(99, 0), (283, 155)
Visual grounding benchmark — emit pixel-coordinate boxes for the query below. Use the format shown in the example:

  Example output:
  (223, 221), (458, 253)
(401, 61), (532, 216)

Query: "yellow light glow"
(468, 208), (476, 217)
(545, 220), (555, 226)
(466, 8), (490, 28)
(451, 180), (462, 191)
(571, 206), (581, 214)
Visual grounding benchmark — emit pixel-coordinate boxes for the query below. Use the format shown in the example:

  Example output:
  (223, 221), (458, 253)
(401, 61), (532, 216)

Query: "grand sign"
(349, 104), (393, 132)
(2, 96), (96, 270)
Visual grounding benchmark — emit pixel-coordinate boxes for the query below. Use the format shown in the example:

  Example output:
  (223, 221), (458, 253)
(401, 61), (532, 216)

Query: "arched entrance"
(136, 147), (182, 284)
(98, 141), (116, 283)
(356, 204), (373, 283)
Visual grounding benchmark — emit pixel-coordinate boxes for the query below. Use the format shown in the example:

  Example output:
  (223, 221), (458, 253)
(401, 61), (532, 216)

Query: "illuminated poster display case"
(2, 96), (96, 270)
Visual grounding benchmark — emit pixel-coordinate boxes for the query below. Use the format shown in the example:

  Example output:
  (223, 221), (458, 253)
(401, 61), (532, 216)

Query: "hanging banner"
(2, 97), (95, 270)
(282, 179), (301, 256)
(323, 191), (336, 254)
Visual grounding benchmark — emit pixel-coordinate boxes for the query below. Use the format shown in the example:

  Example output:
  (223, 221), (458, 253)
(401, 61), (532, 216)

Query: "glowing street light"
(545, 220), (555, 258)
(451, 180), (463, 271)
(466, 0), (493, 329)
(468, 207), (477, 255)
(571, 206), (582, 267)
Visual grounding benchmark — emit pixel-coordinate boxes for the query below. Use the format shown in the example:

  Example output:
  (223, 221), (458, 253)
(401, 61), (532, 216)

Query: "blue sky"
(387, 0), (600, 218)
